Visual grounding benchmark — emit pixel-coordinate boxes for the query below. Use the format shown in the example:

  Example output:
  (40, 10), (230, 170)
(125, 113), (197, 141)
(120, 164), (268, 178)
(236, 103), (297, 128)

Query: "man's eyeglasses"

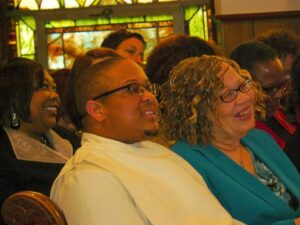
(262, 80), (289, 97)
(92, 83), (159, 100)
(220, 79), (254, 103)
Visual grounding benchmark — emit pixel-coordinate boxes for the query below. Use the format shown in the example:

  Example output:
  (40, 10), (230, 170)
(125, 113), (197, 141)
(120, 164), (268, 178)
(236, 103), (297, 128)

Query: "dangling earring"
(10, 112), (20, 129)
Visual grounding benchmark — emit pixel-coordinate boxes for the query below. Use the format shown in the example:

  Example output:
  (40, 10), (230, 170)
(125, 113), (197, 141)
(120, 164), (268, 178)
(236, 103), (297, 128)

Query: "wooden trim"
(215, 10), (300, 21)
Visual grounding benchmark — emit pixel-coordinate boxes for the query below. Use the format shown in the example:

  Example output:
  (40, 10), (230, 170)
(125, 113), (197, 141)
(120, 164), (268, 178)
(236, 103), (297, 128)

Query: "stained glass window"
(185, 6), (209, 41)
(7, 0), (211, 69)
(17, 17), (36, 59)
(13, 0), (178, 9)
(46, 15), (173, 69)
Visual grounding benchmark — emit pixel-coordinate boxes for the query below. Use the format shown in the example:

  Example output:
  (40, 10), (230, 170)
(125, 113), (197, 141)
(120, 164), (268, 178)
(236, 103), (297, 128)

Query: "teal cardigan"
(172, 129), (300, 225)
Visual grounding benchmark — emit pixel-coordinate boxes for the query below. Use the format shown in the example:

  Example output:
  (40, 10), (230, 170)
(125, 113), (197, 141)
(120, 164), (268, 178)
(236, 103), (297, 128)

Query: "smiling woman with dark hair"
(0, 57), (73, 225)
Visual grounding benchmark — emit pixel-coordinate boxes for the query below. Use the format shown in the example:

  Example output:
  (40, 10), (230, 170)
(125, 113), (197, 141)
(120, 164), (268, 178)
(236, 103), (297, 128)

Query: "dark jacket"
(0, 128), (65, 225)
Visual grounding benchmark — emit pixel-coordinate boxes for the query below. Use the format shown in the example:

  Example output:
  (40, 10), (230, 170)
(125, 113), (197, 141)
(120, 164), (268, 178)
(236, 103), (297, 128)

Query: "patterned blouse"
(253, 154), (299, 210)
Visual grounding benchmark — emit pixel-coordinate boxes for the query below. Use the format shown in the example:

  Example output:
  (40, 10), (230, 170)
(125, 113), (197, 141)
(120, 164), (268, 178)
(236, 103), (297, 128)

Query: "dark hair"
(229, 40), (278, 75)
(51, 68), (70, 99)
(292, 55), (300, 91)
(101, 29), (146, 49)
(0, 57), (44, 127)
(60, 48), (120, 129)
(255, 30), (300, 59)
(75, 56), (125, 121)
(145, 34), (215, 85)
(286, 54), (300, 123)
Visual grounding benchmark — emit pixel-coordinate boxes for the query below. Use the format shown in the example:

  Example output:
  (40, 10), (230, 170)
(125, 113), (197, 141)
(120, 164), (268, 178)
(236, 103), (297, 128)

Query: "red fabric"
(273, 109), (296, 135)
(255, 120), (286, 149)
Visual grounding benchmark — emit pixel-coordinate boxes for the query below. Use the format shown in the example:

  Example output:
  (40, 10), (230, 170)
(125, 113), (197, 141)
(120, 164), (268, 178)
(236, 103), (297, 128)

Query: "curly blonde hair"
(159, 55), (265, 145)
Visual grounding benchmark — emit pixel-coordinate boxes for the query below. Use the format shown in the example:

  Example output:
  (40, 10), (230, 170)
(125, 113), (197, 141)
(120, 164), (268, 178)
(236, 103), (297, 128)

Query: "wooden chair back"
(1, 191), (67, 225)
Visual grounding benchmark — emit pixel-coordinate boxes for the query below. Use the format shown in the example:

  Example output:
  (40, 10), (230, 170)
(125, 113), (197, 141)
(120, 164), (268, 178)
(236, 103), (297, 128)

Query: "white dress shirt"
(51, 132), (243, 225)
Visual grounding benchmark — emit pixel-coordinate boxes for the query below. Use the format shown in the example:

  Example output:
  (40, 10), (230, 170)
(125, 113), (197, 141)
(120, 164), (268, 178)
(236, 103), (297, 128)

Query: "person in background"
(50, 68), (81, 149)
(255, 30), (300, 109)
(284, 55), (300, 171)
(229, 41), (298, 169)
(287, 54), (300, 124)
(101, 29), (146, 65)
(0, 57), (74, 225)
(159, 55), (300, 225)
(51, 55), (244, 225)
(145, 34), (215, 86)
(50, 68), (71, 100)
(255, 29), (300, 78)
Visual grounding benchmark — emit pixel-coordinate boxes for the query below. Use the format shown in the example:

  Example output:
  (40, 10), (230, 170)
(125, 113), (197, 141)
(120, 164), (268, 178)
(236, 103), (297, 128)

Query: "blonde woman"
(160, 55), (300, 225)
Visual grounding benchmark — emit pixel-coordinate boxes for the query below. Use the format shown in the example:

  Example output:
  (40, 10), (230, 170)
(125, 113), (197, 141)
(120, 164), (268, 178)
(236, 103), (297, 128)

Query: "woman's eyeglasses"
(92, 83), (159, 100)
(220, 79), (254, 103)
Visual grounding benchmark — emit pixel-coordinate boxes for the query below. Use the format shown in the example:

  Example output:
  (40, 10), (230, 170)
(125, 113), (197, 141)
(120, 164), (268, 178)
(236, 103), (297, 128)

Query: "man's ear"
(85, 100), (105, 122)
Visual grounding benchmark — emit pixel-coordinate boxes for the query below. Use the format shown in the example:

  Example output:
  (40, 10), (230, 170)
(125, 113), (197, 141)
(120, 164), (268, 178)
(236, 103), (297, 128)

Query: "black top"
(0, 128), (65, 225)
(284, 128), (300, 172)
(265, 117), (300, 171)
(52, 125), (81, 150)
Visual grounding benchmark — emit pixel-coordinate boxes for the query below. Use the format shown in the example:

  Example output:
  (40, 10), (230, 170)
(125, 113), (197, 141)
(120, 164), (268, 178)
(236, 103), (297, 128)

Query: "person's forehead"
(255, 59), (283, 75)
(117, 37), (145, 49)
(221, 64), (243, 84)
(219, 63), (237, 78)
(219, 63), (230, 76)
(254, 59), (284, 86)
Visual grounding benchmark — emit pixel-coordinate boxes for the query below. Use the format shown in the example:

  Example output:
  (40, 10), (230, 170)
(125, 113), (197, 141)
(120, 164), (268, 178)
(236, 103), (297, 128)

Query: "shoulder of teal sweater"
(171, 140), (190, 150)
(171, 140), (210, 153)
(244, 129), (283, 152)
(246, 128), (276, 142)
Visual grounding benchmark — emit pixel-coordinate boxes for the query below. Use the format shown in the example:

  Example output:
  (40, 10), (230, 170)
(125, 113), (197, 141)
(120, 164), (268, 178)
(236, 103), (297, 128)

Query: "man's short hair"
(60, 48), (119, 129)
(101, 29), (146, 49)
(75, 56), (125, 118)
(229, 40), (278, 76)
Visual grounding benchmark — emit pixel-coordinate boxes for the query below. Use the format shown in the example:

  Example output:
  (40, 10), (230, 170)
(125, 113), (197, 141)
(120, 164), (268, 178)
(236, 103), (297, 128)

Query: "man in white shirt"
(51, 55), (243, 225)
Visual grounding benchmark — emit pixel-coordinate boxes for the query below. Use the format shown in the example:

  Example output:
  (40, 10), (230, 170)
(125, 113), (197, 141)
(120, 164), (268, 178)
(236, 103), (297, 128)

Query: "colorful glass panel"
(12, 0), (199, 9)
(45, 14), (175, 69)
(18, 0), (38, 10)
(185, 6), (208, 40)
(46, 24), (173, 69)
(48, 33), (64, 69)
(110, 16), (146, 24)
(146, 15), (173, 22)
(17, 17), (36, 59)
(40, 0), (60, 9)
(64, 0), (79, 8)
(8, 0), (210, 69)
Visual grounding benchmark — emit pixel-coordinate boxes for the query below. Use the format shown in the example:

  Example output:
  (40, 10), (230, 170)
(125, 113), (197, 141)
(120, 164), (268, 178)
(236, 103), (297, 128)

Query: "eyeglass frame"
(92, 82), (159, 100)
(262, 79), (289, 97)
(219, 79), (254, 103)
